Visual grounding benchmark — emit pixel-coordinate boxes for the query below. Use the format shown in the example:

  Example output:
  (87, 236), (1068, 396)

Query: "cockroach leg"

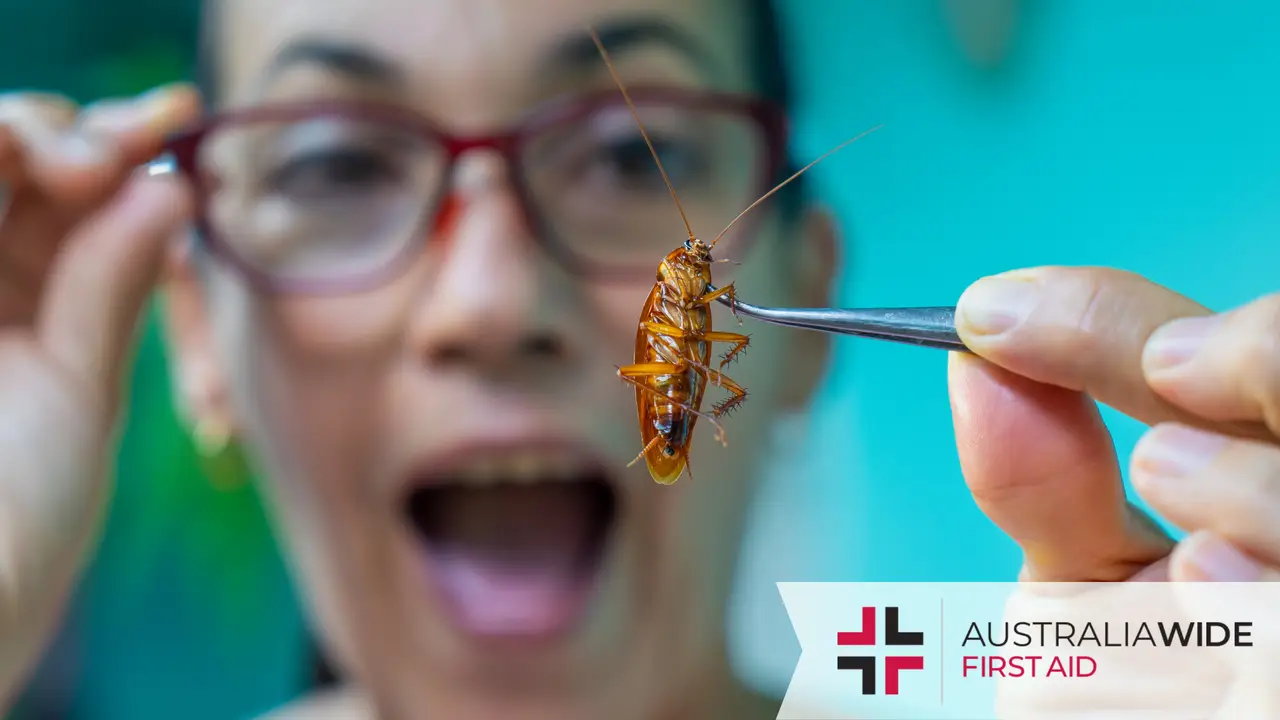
(694, 282), (735, 305)
(639, 320), (687, 337)
(685, 358), (727, 388)
(616, 364), (729, 446)
(634, 320), (727, 386)
(617, 363), (726, 429)
(617, 361), (686, 377)
(701, 330), (750, 371)
(695, 282), (743, 326)
(636, 321), (730, 388)
(713, 394), (748, 418)
(710, 373), (749, 418)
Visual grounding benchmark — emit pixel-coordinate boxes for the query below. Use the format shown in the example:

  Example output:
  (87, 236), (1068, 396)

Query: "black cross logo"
(836, 606), (925, 695)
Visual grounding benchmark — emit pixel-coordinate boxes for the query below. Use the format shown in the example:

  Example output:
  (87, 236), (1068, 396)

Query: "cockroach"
(589, 28), (878, 485)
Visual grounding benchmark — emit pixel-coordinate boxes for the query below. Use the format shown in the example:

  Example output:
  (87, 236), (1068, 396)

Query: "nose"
(409, 153), (576, 375)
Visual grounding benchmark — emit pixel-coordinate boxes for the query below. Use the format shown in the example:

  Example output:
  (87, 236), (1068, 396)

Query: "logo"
(836, 606), (925, 695)
(779, 582), (1280, 719)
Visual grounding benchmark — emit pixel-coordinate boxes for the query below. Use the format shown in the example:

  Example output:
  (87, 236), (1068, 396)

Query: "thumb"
(38, 171), (192, 409)
(948, 352), (1172, 581)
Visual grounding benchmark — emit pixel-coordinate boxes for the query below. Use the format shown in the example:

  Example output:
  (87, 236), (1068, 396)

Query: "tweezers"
(708, 286), (970, 352)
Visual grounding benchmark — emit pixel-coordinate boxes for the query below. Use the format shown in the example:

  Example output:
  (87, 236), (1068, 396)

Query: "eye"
(663, 446), (676, 457)
(594, 132), (703, 192)
(266, 147), (403, 202)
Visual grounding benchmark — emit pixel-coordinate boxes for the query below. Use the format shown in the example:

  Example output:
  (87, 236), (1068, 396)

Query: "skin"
(950, 268), (1280, 712)
(0, 1), (1276, 719)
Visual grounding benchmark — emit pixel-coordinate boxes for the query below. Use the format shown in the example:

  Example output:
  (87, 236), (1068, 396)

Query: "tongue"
(423, 484), (602, 636)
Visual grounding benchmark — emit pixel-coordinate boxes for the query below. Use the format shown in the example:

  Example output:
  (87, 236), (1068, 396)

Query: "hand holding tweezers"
(708, 286), (970, 352)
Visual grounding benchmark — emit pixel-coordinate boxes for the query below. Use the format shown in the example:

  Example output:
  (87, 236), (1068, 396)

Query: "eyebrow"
(546, 18), (721, 77)
(254, 17), (718, 93)
(259, 37), (405, 88)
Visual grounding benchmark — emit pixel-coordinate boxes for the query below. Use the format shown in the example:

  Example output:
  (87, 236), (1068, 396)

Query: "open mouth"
(405, 450), (619, 639)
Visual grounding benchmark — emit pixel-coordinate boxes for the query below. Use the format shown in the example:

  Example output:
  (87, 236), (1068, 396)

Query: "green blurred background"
(5, 1), (1280, 717)
(2, 2), (306, 717)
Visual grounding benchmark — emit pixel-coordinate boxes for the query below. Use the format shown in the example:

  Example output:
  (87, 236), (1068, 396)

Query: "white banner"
(776, 581), (1280, 719)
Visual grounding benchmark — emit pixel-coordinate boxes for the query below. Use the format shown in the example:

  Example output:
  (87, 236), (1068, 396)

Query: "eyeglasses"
(160, 87), (788, 295)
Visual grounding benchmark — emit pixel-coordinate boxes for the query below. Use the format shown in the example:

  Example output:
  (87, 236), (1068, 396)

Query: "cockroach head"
(684, 236), (713, 264)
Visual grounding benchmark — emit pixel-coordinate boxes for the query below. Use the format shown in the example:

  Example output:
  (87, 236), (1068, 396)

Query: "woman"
(1, 0), (1278, 717)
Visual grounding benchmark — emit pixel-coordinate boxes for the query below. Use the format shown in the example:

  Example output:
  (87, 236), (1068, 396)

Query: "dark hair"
(194, 0), (800, 690)
(743, 0), (803, 218)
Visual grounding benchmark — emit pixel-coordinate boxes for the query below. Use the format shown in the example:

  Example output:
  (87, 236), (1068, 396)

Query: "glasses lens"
(199, 114), (447, 284)
(522, 99), (768, 270)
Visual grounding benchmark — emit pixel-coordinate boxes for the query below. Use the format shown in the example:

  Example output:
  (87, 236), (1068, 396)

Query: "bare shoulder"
(256, 688), (374, 720)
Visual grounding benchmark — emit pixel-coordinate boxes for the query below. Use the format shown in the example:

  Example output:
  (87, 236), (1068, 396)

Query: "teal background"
(5, 1), (1280, 718)
(738, 0), (1280, 701)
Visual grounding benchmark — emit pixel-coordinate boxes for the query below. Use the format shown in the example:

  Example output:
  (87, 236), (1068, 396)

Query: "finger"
(954, 266), (1273, 443)
(77, 84), (202, 164)
(0, 93), (79, 134)
(1168, 533), (1280, 719)
(0, 85), (200, 204)
(0, 87), (201, 320)
(0, 142), (110, 327)
(0, 96), (120, 205)
(949, 352), (1172, 581)
(1168, 531), (1279, 582)
(38, 171), (193, 408)
(0, 125), (22, 186)
(0, 132), (122, 321)
(1143, 293), (1280, 437)
(1132, 423), (1280, 566)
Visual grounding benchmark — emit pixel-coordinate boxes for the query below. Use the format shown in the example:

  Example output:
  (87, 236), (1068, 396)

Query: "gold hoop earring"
(193, 417), (232, 458)
(192, 417), (249, 489)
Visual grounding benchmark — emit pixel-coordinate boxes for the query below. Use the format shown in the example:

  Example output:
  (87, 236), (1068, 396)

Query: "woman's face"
(165, 0), (837, 716)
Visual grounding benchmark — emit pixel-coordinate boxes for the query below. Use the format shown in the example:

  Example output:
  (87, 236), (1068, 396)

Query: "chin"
(297, 425), (751, 720)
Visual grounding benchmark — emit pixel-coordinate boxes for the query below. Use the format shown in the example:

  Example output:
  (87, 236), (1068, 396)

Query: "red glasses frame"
(163, 86), (789, 295)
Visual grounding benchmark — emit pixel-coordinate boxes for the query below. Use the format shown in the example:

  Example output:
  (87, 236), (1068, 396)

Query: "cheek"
(214, 290), (402, 666)
(215, 286), (402, 507)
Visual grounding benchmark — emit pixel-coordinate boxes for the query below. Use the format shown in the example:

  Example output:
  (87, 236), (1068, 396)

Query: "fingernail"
(1182, 534), (1261, 581)
(138, 84), (195, 125)
(1133, 424), (1227, 479)
(59, 134), (107, 164)
(136, 84), (180, 110)
(85, 104), (144, 136)
(1144, 315), (1222, 373)
(957, 272), (1040, 336)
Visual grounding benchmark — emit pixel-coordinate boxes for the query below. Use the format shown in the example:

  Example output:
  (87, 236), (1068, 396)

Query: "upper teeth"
(447, 449), (587, 486)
